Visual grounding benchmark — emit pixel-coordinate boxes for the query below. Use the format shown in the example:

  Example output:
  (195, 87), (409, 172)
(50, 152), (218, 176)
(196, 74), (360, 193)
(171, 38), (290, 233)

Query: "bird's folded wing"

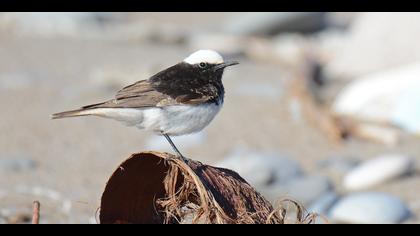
(82, 80), (212, 110)
(115, 79), (155, 100)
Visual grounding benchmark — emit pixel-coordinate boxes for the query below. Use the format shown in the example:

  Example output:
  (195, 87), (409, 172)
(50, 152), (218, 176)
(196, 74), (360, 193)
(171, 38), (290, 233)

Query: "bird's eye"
(199, 62), (207, 68)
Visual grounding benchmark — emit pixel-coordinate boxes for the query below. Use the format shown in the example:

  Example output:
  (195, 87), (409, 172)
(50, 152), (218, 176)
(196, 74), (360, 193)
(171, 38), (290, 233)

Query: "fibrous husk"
(99, 151), (316, 224)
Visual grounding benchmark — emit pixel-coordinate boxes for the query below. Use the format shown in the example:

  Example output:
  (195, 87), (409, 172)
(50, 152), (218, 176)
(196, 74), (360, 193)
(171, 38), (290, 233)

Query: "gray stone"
(343, 154), (414, 191)
(271, 34), (307, 64)
(325, 13), (420, 80)
(268, 176), (332, 205)
(325, 12), (358, 29)
(285, 176), (333, 205)
(224, 12), (327, 36)
(0, 158), (37, 172)
(216, 148), (303, 188)
(317, 156), (360, 173)
(393, 84), (420, 135)
(262, 175), (333, 205)
(245, 33), (308, 66)
(308, 191), (339, 215)
(15, 185), (62, 201)
(329, 192), (411, 224)
(0, 12), (91, 37)
(332, 62), (420, 137)
(0, 12), (136, 39)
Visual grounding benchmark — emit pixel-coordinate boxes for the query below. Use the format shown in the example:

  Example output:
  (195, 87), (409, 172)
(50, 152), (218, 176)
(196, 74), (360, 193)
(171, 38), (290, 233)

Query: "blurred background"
(0, 12), (419, 224)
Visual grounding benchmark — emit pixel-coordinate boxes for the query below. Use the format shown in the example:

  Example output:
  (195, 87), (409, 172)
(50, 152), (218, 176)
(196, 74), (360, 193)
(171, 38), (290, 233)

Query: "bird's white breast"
(144, 103), (222, 136)
(91, 102), (222, 136)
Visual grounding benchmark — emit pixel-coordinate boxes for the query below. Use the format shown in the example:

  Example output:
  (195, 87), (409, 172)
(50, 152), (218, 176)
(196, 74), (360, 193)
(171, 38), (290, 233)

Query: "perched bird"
(52, 50), (239, 163)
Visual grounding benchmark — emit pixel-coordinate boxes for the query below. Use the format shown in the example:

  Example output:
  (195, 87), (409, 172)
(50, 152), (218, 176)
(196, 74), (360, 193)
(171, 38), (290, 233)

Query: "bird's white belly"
(144, 103), (222, 135)
(92, 103), (222, 136)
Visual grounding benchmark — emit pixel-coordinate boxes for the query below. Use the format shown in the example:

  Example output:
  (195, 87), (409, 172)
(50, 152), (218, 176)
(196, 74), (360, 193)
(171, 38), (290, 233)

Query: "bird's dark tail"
(51, 108), (93, 119)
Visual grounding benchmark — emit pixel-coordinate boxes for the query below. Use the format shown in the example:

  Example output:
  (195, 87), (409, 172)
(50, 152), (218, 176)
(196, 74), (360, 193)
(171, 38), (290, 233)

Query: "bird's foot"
(166, 153), (189, 165)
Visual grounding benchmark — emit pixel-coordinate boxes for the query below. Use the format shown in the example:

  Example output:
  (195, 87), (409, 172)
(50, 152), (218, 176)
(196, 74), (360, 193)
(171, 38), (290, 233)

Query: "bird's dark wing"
(81, 63), (222, 110)
(147, 62), (223, 105)
(81, 79), (178, 109)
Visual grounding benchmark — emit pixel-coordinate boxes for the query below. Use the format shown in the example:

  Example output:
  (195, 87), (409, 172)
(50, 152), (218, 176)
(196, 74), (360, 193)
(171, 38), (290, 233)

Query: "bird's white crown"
(183, 50), (224, 65)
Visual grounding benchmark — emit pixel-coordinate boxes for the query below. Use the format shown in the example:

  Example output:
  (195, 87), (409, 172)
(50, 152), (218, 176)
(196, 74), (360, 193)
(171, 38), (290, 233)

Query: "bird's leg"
(162, 133), (189, 164)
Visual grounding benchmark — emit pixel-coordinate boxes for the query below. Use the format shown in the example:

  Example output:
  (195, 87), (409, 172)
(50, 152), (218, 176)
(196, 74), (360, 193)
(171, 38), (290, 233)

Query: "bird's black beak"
(214, 61), (239, 71)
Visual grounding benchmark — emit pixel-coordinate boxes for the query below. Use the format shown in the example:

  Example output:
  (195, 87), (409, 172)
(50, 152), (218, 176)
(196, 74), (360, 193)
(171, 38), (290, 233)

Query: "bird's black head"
(149, 50), (238, 104)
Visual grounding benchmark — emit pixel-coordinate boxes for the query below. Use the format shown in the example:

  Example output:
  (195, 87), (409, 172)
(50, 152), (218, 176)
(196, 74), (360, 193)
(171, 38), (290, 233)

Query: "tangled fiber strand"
(100, 152), (317, 224)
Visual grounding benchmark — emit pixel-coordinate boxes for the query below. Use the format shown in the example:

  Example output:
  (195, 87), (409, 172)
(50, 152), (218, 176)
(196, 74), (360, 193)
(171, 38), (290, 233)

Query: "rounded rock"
(343, 154), (414, 191)
(329, 192), (411, 224)
(216, 148), (302, 188)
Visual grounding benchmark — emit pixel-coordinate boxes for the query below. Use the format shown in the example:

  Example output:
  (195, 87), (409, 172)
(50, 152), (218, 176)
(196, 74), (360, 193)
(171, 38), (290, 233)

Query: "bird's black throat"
(150, 62), (225, 105)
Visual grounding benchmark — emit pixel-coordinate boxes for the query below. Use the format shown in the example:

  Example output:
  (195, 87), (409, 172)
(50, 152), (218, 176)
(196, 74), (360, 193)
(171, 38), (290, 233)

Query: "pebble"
(393, 84), (420, 134)
(262, 175), (333, 205)
(0, 158), (37, 172)
(224, 12), (326, 36)
(244, 34), (307, 66)
(325, 12), (358, 29)
(270, 34), (308, 66)
(0, 12), (89, 37)
(216, 148), (302, 188)
(332, 62), (420, 136)
(329, 192), (411, 224)
(325, 12), (420, 80)
(343, 154), (414, 191)
(217, 148), (333, 205)
(15, 185), (62, 201)
(0, 12), (134, 38)
(308, 191), (339, 215)
(317, 156), (360, 173)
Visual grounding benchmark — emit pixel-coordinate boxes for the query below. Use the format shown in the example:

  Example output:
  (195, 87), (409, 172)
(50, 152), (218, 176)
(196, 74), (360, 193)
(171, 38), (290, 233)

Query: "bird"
(51, 50), (239, 163)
